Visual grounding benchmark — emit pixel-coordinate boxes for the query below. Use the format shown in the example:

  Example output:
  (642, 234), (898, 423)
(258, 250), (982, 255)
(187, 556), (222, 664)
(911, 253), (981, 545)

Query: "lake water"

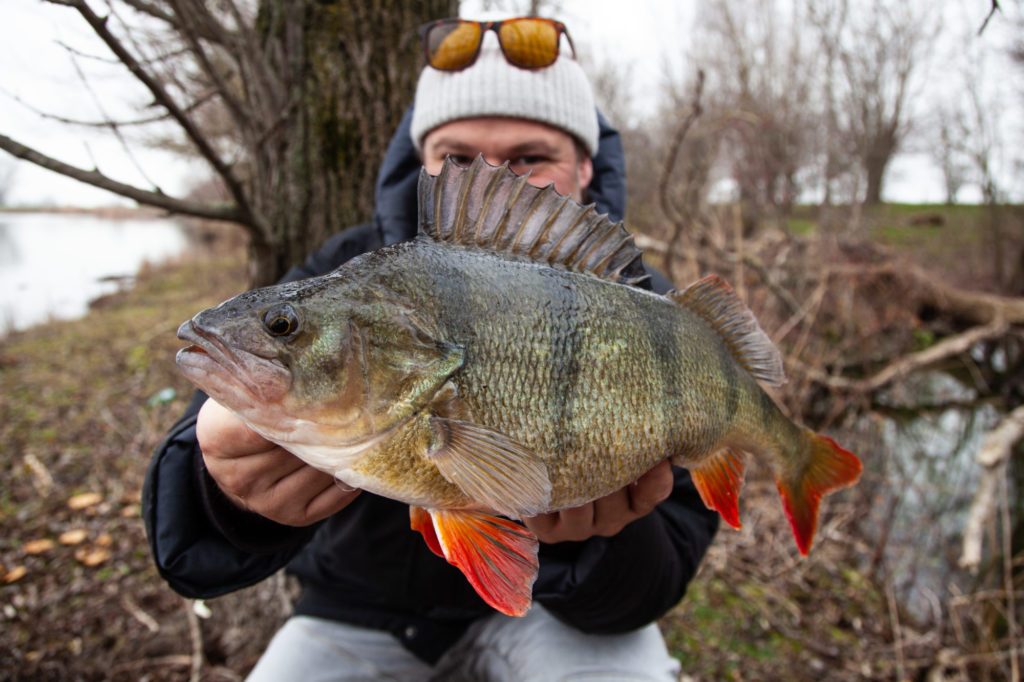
(0, 212), (193, 334)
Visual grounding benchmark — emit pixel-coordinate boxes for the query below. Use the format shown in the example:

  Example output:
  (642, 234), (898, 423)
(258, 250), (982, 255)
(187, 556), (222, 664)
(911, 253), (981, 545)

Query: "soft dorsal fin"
(669, 275), (786, 386)
(418, 155), (650, 286)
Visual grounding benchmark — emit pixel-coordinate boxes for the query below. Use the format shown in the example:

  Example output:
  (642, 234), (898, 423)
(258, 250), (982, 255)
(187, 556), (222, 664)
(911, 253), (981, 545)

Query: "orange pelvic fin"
(409, 506), (539, 617)
(409, 506), (444, 558)
(688, 448), (747, 530)
(777, 434), (862, 555)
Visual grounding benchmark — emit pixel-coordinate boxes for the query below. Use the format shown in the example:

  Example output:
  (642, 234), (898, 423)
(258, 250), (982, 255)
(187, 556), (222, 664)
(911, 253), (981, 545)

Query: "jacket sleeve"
(142, 391), (320, 598)
(142, 223), (382, 598)
(533, 469), (718, 633)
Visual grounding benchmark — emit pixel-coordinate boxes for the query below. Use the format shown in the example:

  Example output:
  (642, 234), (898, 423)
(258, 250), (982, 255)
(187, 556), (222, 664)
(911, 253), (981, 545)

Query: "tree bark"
(246, 0), (455, 285)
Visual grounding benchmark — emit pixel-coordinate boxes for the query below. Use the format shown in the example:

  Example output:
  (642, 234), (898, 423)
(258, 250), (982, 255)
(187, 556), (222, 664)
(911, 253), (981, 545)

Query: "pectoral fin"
(687, 448), (747, 530)
(427, 417), (551, 519)
(409, 506), (539, 617)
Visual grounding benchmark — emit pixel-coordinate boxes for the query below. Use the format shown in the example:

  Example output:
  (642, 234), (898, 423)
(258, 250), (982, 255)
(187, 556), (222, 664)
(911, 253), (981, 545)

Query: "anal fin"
(689, 448), (747, 529)
(409, 507), (539, 617)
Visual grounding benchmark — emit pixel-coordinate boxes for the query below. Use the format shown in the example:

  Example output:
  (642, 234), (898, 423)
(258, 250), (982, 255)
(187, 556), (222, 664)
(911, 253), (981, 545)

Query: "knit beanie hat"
(410, 24), (599, 157)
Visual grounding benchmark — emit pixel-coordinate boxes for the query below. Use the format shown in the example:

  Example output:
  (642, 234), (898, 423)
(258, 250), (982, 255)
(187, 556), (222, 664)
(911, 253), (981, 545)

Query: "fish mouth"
(175, 320), (290, 405)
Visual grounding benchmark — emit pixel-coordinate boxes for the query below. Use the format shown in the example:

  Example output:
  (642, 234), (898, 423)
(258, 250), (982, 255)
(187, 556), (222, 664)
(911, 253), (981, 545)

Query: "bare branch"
(63, 0), (259, 231)
(169, 0), (252, 131)
(0, 133), (245, 224)
(63, 33), (163, 191)
(960, 403), (1024, 569)
(1, 86), (217, 129)
(633, 232), (803, 314)
(657, 69), (705, 229)
(118, 0), (227, 44)
(799, 255), (1024, 326)
(57, 38), (192, 67)
(978, 0), (1001, 36)
(792, 320), (1011, 393)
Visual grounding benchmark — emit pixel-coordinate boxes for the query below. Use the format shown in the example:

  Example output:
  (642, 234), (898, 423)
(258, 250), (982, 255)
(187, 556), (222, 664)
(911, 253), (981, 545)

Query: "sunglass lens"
(498, 19), (559, 68)
(426, 21), (482, 71)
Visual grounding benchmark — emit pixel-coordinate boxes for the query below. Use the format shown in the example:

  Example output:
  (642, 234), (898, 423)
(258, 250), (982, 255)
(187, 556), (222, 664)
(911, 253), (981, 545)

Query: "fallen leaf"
(120, 504), (141, 518)
(23, 454), (54, 494)
(67, 492), (103, 511)
(74, 547), (111, 567)
(95, 533), (113, 547)
(59, 529), (89, 546)
(23, 539), (55, 555)
(2, 566), (27, 584)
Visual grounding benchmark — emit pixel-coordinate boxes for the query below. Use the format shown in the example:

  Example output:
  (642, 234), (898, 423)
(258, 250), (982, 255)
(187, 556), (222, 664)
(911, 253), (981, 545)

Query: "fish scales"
(358, 236), (751, 509)
(175, 156), (862, 617)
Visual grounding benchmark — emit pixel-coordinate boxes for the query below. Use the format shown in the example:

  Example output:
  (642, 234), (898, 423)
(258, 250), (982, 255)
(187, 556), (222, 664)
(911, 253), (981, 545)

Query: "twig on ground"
(122, 594), (160, 633)
(886, 579), (907, 682)
(185, 597), (204, 682)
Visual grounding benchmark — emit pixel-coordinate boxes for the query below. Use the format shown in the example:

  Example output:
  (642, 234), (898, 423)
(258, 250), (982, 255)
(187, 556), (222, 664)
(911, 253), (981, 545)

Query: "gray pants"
(245, 605), (681, 681)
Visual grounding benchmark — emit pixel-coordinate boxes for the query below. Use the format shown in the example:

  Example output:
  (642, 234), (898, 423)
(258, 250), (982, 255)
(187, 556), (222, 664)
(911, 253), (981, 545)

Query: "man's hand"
(524, 460), (674, 543)
(196, 399), (360, 526)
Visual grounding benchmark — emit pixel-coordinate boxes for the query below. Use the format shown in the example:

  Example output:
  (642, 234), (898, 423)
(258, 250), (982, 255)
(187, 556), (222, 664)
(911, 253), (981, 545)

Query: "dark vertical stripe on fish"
(716, 332), (741, 424)
(644, 300), (678, 451)
(544, 270), (583, 454)
(758, 385), (777, 432)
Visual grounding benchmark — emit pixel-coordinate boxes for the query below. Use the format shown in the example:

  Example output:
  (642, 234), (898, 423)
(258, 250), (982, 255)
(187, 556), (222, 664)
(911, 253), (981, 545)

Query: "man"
(144, 16), (718, 681)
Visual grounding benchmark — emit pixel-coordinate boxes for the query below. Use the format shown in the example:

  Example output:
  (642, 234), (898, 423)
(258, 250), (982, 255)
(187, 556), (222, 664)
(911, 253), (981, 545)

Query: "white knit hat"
(410, 27), (599, 157)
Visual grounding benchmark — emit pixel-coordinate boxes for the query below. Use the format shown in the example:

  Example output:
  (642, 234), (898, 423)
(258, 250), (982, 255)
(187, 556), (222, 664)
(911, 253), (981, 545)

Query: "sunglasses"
(419, 17), (576, 72)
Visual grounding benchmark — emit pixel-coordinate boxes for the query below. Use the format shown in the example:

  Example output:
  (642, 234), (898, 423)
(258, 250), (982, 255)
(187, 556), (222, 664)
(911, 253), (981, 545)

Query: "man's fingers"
(197, 398), (275, 459)
(524, 460), (676, 543)
(628, 460), (674, 515)
(304, 480), (362, 522)
(239, 464), (359, 526)
(205, 444), (305, 501)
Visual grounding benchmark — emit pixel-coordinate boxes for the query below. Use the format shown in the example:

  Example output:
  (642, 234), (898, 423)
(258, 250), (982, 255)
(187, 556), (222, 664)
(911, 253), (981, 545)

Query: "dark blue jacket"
(143, 108), (718, 664)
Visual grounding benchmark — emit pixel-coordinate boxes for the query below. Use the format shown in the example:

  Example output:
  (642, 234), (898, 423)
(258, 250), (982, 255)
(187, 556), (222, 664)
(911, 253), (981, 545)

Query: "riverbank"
(0, 229), (270, 679)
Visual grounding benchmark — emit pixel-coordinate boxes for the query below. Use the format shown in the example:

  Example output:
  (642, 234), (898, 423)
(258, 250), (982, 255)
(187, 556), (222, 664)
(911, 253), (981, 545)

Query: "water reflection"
(0, 212), (191, 334)
(858, 369), (997, 623)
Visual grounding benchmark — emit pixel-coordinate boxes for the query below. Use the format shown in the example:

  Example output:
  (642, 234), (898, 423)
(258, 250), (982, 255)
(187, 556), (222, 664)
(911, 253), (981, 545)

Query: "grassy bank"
(0, 230), (271, 680)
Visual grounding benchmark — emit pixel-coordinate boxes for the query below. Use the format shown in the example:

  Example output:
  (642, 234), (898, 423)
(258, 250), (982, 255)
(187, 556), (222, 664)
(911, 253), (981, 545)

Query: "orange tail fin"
(409, 507), (539, 617)
(777, 434), (862, 555)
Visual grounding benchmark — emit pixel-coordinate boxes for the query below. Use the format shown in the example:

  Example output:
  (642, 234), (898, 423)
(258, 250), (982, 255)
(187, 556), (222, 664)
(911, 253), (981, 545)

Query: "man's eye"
(449, 155), (473, 167)
(515, 156), (547, 166)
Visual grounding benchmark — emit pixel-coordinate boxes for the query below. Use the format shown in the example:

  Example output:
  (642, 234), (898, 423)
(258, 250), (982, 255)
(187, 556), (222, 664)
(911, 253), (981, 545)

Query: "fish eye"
(262, 304), (299, 337)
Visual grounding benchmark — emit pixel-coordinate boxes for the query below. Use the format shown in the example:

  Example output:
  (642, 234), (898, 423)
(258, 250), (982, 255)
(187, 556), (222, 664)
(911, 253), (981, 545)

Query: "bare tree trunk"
(247, 0), (455, 285)
(863, 128), (896, 206)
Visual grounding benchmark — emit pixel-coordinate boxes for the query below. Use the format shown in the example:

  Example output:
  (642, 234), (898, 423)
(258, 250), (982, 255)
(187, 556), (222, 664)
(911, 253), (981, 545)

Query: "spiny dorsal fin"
(418, 155), (650, 286)
(669, 275), (786, 386)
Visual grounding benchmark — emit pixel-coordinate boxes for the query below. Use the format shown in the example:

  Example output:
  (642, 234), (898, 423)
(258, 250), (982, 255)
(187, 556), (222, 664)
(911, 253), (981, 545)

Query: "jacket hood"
(372, 106), (628, 246)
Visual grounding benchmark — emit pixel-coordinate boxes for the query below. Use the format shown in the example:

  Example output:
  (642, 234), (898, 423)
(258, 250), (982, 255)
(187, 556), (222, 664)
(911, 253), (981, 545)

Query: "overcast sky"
(1, 0), (1020, 207)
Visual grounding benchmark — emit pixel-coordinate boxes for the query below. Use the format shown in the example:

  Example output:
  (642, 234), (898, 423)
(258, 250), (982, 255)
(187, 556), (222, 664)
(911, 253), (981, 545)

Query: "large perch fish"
(176, 157), (862, 617)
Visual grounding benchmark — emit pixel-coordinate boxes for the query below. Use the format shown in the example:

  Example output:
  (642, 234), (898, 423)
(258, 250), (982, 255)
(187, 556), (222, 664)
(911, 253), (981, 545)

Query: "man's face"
(421, 117), (594, 201)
